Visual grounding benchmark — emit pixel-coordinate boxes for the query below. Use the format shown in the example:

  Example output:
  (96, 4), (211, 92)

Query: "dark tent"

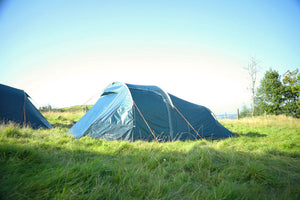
(68, 82), (234, 141)
(0, 84), (52, 129)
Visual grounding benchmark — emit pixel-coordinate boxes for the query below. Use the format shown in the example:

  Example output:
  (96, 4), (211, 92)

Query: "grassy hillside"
(0, 110), (299, 199)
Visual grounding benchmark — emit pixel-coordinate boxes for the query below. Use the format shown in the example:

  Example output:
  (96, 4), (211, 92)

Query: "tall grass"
(0, 114), (299, 199)
(42, 110), (86, 130)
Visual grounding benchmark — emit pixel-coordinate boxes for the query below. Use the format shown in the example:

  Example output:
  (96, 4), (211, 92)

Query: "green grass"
(0, 111), (299, 199)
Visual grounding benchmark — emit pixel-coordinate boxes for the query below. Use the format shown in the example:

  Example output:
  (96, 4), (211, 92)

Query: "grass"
(0, 110), (299, 199)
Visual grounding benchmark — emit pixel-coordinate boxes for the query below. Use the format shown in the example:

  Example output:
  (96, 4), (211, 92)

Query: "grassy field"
(0, 109), (299, 200)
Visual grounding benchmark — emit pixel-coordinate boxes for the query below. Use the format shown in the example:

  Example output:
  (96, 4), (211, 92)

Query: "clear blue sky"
(0, 0), (299, 114)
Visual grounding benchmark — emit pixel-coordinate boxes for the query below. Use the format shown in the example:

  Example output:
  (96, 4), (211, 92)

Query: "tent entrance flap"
(67, 82), (134, 140)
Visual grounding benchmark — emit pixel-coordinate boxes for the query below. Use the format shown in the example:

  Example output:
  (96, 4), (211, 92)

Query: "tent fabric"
(68, 82), (134, 140)
(0, 84), (52, 129)
(68, 82), (234, 141)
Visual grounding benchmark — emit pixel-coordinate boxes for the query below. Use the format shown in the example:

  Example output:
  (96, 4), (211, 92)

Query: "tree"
(245, 57), (259, 117)
(39, 104), (52, 112)
(282, 69), (300, 117)
(255, 69), (284, 115)
(255, 68), (300, 118)
(239, 104), (251, 118)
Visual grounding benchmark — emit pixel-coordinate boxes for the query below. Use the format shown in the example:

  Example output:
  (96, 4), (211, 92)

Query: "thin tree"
(245, 57), (259, 117)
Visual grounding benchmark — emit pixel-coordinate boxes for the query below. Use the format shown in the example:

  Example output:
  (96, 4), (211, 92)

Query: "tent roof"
(0, 84), (52, 129)
(0, 83), (29, 98)
(68, 82), (234, 141)
(125, 83), (174, 107)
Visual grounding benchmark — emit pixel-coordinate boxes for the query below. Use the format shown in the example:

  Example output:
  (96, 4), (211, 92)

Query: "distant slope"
(53, 105), (94, 112)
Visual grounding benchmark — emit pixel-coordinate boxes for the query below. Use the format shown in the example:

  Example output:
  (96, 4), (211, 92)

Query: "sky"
(0, 0), (300, 114)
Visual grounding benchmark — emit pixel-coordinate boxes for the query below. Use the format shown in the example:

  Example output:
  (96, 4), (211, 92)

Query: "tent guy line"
(173, 105), (204, 140)
(133, 100), (158, 142)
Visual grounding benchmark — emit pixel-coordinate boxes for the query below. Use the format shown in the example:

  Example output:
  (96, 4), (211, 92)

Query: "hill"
(0, 110), (299, 199)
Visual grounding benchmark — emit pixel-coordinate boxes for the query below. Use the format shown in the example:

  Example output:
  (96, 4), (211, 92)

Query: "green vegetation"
(42, 105), (93, 129)
(254, 69), (300, 118)
(240, 68), (300, 118)
(0, 110), (299, 199)
(52, 105), (94, 113)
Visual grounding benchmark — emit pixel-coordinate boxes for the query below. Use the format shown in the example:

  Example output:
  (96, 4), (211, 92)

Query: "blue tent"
(68, 82), (234, 141)
(0, 84), (52, 129)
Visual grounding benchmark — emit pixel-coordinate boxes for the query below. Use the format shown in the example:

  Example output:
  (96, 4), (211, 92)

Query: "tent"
(68, 82), (234, 141)
(0, 84), (52, 129)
